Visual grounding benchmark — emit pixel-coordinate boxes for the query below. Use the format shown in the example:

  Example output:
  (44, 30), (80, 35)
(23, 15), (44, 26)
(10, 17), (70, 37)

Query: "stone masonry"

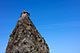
(6, 10), (49, 53)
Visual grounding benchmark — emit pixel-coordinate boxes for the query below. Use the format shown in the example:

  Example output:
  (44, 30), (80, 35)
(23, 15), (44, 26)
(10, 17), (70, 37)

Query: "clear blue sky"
(0, 0), (80, 53)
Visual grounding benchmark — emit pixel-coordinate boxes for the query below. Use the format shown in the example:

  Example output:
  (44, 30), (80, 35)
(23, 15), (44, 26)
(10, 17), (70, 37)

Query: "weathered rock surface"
(6, 10), (49, 53)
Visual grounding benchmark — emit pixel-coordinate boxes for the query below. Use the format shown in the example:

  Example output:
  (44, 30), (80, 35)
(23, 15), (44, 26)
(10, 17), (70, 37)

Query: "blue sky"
(0, 0), (80, 53)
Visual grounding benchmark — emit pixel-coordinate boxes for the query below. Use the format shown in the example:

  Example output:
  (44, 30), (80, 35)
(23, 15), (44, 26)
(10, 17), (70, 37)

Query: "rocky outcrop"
(6, 10), (49, 53)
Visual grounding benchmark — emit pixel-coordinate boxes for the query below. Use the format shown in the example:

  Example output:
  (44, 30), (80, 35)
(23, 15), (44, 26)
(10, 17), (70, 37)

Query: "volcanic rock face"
(6, 10), (49, 53)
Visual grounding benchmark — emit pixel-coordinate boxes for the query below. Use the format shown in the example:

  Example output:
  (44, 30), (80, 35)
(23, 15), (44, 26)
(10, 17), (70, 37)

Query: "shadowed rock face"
(6, 10), (49, 53)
